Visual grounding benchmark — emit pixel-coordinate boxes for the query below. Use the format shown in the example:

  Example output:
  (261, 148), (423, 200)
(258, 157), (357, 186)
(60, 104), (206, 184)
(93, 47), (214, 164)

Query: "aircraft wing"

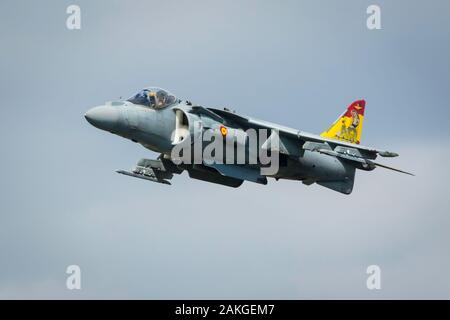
(208, 108), (398, 160)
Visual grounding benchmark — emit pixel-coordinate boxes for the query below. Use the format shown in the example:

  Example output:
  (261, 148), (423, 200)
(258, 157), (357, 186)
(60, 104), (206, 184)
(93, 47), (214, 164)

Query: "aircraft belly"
(299, 151), (350, 181)
(275, 151), (350, 182)
(204, 163), (268, 185)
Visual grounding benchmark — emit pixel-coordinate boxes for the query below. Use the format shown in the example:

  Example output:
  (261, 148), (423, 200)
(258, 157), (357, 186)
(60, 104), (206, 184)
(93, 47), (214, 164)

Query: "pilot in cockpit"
(128, 87), (177, 109)
(148, 90), (167, 108)
(156, 90), (168, 108)
(148, 91), (157, 107)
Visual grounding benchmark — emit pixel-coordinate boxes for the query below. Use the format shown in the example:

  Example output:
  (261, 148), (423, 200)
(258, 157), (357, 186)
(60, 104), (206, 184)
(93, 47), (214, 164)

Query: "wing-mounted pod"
(116, 157), (183, 185)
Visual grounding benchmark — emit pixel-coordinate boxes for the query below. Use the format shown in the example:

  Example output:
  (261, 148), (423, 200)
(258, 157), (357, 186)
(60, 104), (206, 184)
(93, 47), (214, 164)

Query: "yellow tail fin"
(320, 100), (366, 145)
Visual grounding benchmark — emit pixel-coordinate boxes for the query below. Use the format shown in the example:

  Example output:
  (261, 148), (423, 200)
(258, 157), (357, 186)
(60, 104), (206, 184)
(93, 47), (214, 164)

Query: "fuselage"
(85, 99), (354, 185)
(84, 87), (410, 194)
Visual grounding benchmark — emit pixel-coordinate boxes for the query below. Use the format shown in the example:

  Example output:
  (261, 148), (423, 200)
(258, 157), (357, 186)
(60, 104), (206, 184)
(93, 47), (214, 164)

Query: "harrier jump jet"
(84, 87), (412, 194)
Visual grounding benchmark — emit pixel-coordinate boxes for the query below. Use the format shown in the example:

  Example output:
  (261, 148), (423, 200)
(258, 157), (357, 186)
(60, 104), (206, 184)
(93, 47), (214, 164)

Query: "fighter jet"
(84, 87), (412, 194)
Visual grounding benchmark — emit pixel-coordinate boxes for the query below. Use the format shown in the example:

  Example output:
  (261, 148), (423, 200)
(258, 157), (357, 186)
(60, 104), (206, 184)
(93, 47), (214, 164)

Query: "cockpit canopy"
(127, 87), (178, 109)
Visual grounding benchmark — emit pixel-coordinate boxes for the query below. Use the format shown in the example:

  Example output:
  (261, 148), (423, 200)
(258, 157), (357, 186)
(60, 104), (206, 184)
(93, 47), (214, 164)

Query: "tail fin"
(320, 100), (365, 145)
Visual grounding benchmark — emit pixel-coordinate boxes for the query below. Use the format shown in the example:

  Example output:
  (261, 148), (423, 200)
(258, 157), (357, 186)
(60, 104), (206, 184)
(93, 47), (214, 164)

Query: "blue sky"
(0, 0), (449, 298)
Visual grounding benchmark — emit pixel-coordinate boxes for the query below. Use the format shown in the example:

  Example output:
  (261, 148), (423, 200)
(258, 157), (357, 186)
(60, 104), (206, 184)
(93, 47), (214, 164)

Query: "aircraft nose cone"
(84, 106), (121, 131)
